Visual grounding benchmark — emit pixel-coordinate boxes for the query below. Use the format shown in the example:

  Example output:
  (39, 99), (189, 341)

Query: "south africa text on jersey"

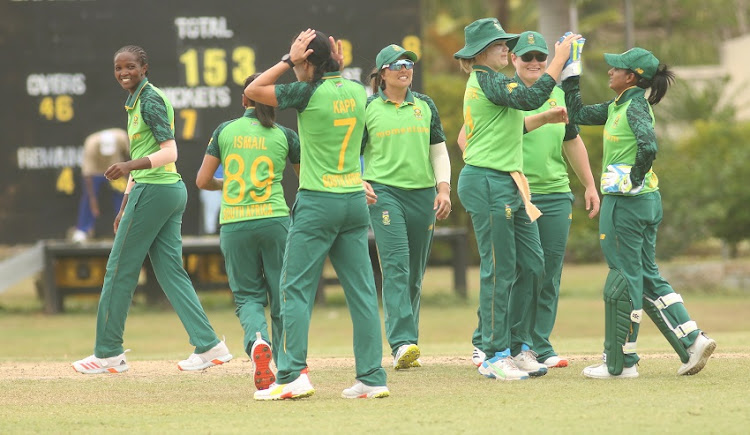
(322, 171), (362, 188)
(222, 203), (274, 220)
(233, 135), (267, 149)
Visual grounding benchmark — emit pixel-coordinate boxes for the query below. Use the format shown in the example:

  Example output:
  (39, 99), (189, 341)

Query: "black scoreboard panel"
(0, 0), (421, 244)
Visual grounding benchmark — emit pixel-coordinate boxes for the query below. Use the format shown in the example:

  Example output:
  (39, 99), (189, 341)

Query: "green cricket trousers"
(220, 216), (288, 362)
(94, 181), (219, 357)
(600, 191), (699, 368)
(368, 183), (435, 356)
(276, 190), (386, 387)
(528, 192), (574, 360)
(459, 165), (544, 356)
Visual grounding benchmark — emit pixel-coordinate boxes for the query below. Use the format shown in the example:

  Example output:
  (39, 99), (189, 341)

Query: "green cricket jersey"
(562, 78), (658, 195)
(361, 88), (446, 189)
(521, 85), (579, 194)
(206, 108), (300, 224)
(123, 78), (180, 184)
(275, 72), (366, 193)
(462, 65), (556, 172)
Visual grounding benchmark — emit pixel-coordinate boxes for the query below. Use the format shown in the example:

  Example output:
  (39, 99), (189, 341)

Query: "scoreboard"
(0, 0), (421, 244)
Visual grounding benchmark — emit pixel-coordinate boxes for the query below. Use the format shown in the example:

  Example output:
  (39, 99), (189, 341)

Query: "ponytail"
(243, 73), (276, 128)
(305, 31), (340, 84)
(369, 67), (384, 94)
(637, 64), (675, 105)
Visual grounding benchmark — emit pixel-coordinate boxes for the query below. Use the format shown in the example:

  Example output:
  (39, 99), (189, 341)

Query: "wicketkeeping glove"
(559, 32), (585, 81)
(601, 163), (643, 195)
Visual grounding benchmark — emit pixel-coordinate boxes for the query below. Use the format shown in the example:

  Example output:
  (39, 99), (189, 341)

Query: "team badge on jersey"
(505, 205), (512, 220)
(548, 98), (557, 107)
(251, 120), (259, 126)
(335, 81), (343, 88)
(413, 108), (423, 119)
(382, 211), (391, 225)
(612, 115), (621, 128)
(506, 82), (518, 93)
(132, 114), (139, 127)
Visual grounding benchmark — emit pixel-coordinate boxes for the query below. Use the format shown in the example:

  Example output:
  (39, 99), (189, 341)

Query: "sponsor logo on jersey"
(382, 210), (391, 225)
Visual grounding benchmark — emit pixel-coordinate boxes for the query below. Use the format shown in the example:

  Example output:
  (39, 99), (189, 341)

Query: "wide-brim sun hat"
(376, 44), (418, 70)
(604, 47), (659, 80)
(454, 18), (519, 59)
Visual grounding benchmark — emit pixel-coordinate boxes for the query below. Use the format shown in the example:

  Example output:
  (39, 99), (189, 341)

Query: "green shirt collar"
(377, 87), (415, 105)
(124, 77), (149, 110)
(472, 65), (494, 74)
(322, 71), (342, 79)
(615, 86), (646, 105)
(243, 107), (257, 118)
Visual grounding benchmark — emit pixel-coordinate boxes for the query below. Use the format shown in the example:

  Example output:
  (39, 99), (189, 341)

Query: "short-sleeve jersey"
(462, 65), (556, 172)
(206, 108), (300, 224)
(275, 72), (366, 193)
(123, 78), (180, 184)
(563, 79), (659, 195)
(361, 88), (446, 189)
(521, 85), (579, 194)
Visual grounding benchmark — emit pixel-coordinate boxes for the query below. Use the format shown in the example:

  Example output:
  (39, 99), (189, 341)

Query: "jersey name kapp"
(333, 98), (357, 113)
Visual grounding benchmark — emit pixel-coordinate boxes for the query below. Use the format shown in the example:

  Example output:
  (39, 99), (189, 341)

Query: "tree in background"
(421, 0), (750, 262)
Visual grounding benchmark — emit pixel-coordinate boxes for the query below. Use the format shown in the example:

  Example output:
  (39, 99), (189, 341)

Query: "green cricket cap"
(454, 18), (519, 59)
(376, 44), (418, 70)
(512, 31), (548, 56)
(604, 47), (659, 80)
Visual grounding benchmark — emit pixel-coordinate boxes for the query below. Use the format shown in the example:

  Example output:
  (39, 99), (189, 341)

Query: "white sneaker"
(177, 339), (232, 371)
(254, 370), (315, 401)
(677, 332), (717, 376)
(512, 347), (548, 377)
(71, 229), (88, 243)
(72, 350), (130, 374)
(478, 352), (529, 381)
(341, 381), (390, 399)
(582, 363), (638, 379)
(471, 347), (486, 367)
(251, 332), (275, 390)
(393, 344), (420, 370)
(543, 356), (569, 368)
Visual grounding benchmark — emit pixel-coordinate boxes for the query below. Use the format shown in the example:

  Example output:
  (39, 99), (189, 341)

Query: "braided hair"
(114, 45), (149, 76)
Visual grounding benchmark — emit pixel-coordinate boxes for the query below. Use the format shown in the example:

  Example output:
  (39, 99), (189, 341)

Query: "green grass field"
(1, 264), (749, 434)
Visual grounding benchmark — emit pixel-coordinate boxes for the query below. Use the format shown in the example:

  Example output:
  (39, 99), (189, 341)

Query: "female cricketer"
(245, 29), (389, 400)
(510, 31), (599, 369)
(72, 45), (231, 374)
(454, 18), (579, 381)
(361, 44), (451, 370)
(562, 46), (716, 378)
(196, 73), (300, 390)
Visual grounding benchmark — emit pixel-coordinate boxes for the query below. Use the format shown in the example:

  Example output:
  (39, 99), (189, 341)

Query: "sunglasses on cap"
(382, 59), (414, 71)
(520, 52), (548, 62)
